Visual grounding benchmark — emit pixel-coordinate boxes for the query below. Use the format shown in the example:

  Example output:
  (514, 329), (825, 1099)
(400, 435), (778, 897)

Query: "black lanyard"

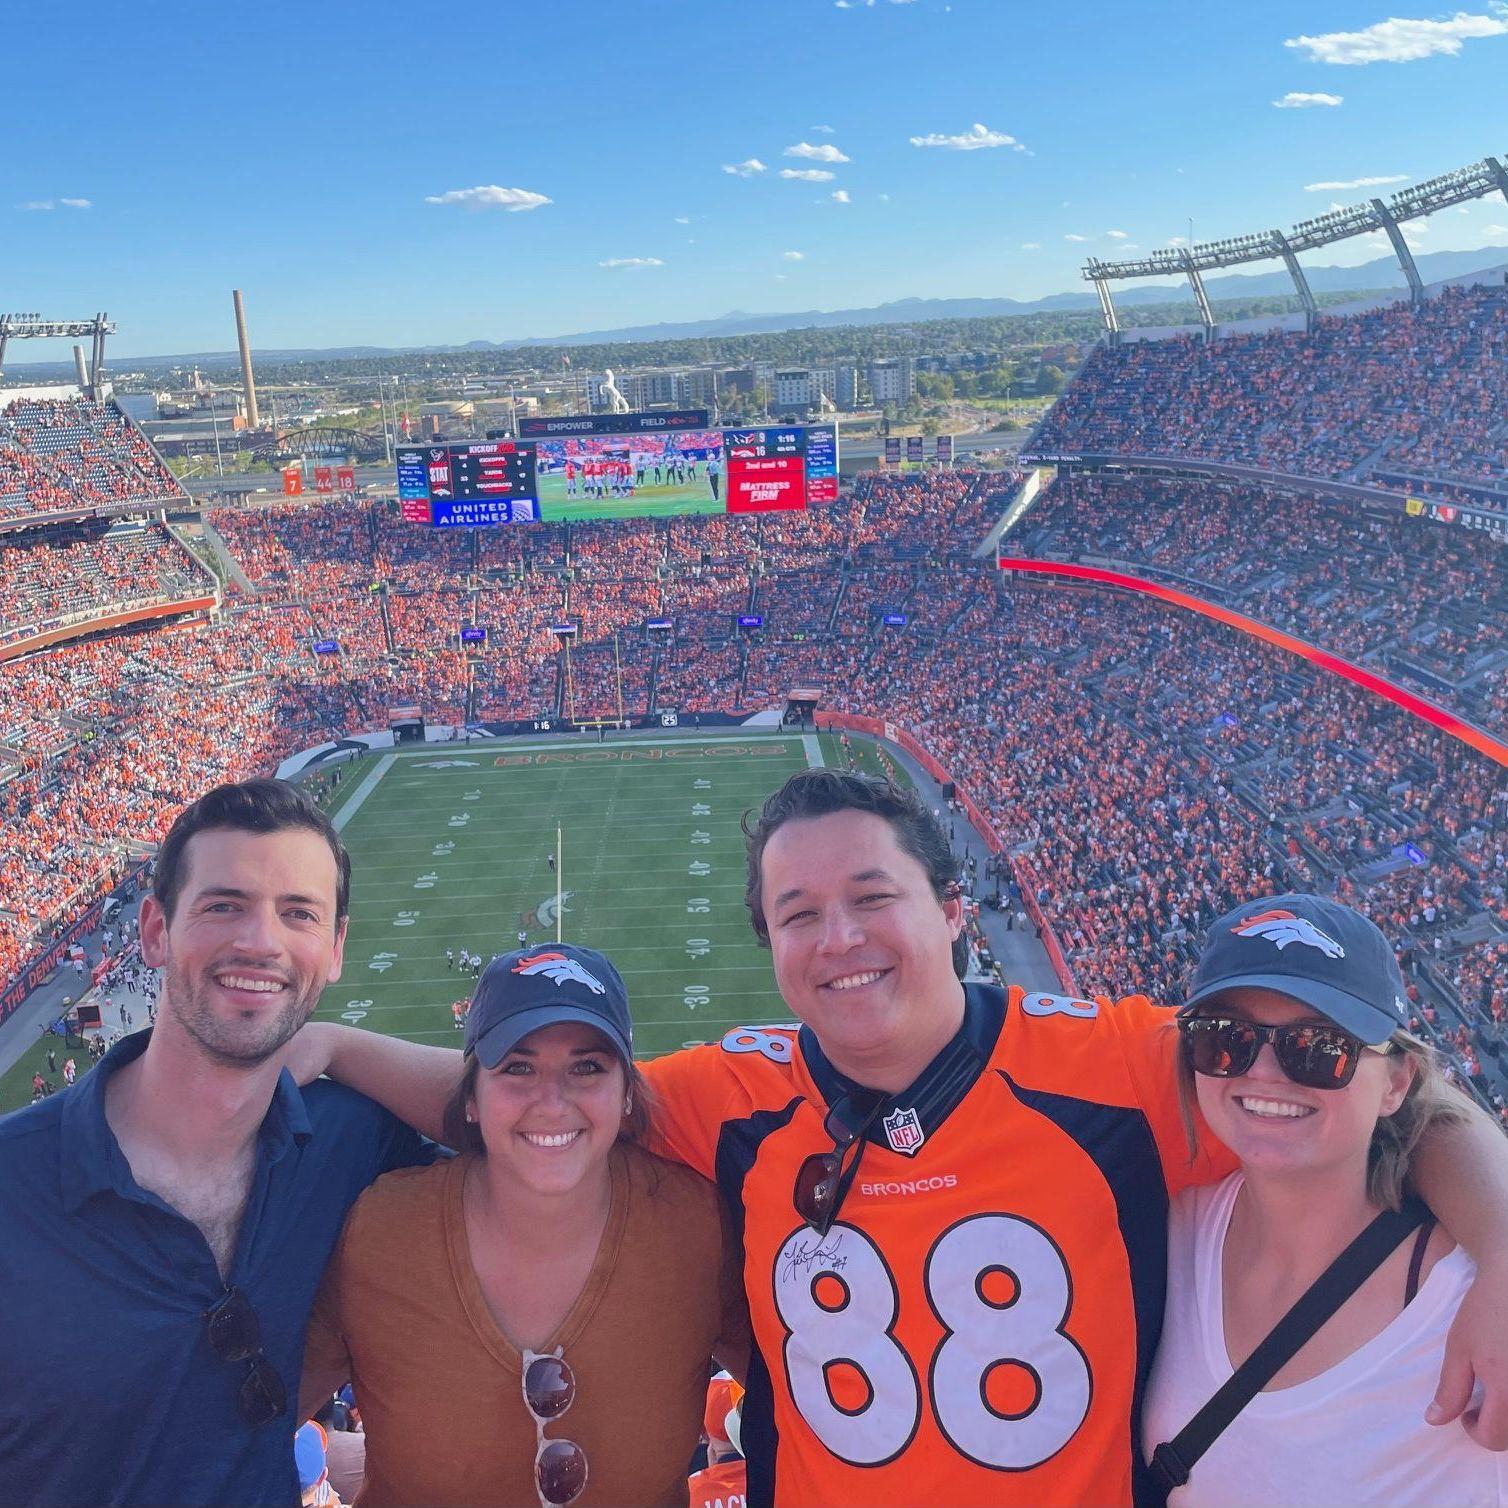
(1147, 1195), (1432, 1502)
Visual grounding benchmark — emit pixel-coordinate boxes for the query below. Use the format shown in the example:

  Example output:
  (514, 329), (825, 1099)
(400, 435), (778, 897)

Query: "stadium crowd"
(0, 395), (183, 521)
(0, 520), (214, 649)
(1021, 473), (1508, 735)
(0, 366), (1503, 1122)
(6, 487), (1503, 1115)
(1028, 283), (1508, 508)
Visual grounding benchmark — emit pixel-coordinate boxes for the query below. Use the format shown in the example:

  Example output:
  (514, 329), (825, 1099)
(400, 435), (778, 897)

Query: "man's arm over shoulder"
(283, 1023), (460, 1145)
(1002, 984), (1236, 1194)
(642, 1025), (801, 1179)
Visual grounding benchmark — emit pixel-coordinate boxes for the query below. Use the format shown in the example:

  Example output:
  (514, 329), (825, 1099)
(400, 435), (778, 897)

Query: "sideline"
(331, 753), (396, 832)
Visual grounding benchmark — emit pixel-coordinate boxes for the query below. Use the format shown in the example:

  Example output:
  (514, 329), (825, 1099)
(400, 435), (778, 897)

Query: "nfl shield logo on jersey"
(882, 1106), (926, 1156)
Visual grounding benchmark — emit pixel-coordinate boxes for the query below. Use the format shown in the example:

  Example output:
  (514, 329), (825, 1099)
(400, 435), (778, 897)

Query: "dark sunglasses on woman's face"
(1179, 1014), (1393, 1091)
(203, 1286), (287, 1427)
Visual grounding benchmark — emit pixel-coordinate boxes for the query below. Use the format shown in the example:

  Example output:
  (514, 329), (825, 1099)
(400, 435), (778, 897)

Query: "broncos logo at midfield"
(1232, 910), (1345, 958)
(511, 951), (607, 994)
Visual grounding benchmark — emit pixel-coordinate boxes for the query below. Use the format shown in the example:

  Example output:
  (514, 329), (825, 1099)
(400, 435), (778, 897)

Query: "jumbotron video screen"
(396, 410), (838, 526)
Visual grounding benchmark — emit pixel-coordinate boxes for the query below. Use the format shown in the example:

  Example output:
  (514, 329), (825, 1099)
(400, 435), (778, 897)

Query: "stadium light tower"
(0, 311), (115, 392)
(1370, 199), (1423, 303)
(1179, 250), (1216, 337)
(1080, 151), (1508, 337)
(1267, 230), (1318, 325)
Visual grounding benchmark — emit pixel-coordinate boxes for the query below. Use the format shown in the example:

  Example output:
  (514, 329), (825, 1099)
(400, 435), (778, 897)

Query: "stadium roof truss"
(1083, 156), (1508, 337)
(0, 311), (115, 394)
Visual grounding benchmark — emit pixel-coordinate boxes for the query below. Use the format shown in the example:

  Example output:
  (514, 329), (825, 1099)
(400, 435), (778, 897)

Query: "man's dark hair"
(742, 768), (959, 944)
(153, 778), (352, 923)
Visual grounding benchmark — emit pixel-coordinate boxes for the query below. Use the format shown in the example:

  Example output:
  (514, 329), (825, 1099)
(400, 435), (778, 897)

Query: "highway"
(177, 429), (1024, 498)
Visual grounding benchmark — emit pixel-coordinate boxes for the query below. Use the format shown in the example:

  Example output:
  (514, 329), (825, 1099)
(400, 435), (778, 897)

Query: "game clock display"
(723, 426), (837, 513)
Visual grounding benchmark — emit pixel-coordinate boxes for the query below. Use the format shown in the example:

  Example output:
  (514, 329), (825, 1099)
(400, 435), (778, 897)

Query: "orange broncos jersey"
(643, 981), (1233, 1508)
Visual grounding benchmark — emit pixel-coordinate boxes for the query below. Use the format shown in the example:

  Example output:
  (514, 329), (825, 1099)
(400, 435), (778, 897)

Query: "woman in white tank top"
(1143, 894), (1507, 1507)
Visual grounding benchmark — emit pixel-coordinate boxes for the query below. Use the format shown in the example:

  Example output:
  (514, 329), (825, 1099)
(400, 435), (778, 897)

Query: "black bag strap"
(1149, 1194), (1431, 1497)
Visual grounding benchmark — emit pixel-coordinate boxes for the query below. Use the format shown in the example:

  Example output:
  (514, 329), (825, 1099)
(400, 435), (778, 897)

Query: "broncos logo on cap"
(1232, 910), (1345, 958)
(511, 951), (607, 993)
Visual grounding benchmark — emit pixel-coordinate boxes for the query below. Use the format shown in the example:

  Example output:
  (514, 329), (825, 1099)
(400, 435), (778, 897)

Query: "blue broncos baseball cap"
(464, 942), (634, 1068)
(1184, 894), (1409, 1047)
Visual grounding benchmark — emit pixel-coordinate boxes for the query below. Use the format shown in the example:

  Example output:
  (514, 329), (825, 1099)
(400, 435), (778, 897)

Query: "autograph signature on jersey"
(779, 1232), (850, 1286)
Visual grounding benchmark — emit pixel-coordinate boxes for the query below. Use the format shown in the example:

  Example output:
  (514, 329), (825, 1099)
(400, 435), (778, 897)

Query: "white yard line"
(803, 733), (825, 768)
(332, 753), (396, 832)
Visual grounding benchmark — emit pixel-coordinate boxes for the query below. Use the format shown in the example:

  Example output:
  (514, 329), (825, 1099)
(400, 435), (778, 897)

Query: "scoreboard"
(397, 441), (540, 526)
(723, 426), (838, 513)
(397, 420), (838, 527)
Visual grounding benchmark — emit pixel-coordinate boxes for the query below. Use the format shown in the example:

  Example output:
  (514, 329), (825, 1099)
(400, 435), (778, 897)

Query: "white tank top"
(1143, 1172), (1507, 1508)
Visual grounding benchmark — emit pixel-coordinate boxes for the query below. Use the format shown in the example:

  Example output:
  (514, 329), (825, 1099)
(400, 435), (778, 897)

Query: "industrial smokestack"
(73, 344), (89, 391)
(232, 288), (261, 430)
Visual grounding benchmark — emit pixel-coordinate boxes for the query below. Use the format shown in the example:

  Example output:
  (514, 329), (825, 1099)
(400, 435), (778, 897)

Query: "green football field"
(0, 731), (909, 1114)
(319, 733), (819, 1054)
(535, 470), (723, 521)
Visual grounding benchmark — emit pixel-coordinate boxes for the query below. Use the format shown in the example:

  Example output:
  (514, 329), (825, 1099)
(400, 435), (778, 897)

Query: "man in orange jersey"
(289, 771), (1508, 1507)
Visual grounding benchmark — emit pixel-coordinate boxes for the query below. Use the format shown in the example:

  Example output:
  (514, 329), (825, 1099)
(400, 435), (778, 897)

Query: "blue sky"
(7, 0), (1508, 355)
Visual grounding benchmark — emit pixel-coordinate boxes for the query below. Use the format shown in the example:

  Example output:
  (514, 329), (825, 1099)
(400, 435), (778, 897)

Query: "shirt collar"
(59, 1029), (314, 1213)
(798, 980), (1005, 1146)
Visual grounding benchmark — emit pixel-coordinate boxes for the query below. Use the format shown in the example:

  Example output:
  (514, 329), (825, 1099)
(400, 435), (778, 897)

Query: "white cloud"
(674, 215), (690, 224)
(1273, 90), (1344, 107)
(782, 250), (805, 261)
(1064, 233), (1091, 242)
(785, 141), (850, 163)
(20, 197), (92, 211)
(1020, 241), (1042, 250)
(1106, 229), (1129, 239)
(831, 189), (852, 203)
(812, 124), (835, 133)
(721, 158), (767, 177)
(780, 168), (835, 181)
(1285, 11), (1508, 64)
(1304, 174), (1409, 190)
(424, 185), (551, 211)
(1168, 236), (1187, 246)
(878, 192), (890, 201)
(59, 197), (92, 209)
(1484, 223), (1508, 234)
(599, 257), (665, 269)
(910, 122), (1024, 151)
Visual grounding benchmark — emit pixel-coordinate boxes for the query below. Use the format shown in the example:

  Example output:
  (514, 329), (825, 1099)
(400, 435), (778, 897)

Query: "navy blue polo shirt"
(0, 1030), (431, 1507)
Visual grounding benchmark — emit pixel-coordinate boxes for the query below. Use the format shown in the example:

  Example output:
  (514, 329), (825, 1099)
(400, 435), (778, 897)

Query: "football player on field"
(288, 771), (1508, 1507)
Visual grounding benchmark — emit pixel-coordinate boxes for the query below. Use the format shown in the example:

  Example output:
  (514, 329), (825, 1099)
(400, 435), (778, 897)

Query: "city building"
(867, 357), (916, 406)
(772, 368), (816, 413)
(833, 364), (859, 410)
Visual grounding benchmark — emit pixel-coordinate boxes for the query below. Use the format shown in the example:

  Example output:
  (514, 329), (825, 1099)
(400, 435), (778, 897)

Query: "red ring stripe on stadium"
(996, 556), (1508, 769)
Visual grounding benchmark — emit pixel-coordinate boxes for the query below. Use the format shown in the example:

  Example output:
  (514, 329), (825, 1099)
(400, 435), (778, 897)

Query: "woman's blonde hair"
(1174, 1021), (1470, 1210)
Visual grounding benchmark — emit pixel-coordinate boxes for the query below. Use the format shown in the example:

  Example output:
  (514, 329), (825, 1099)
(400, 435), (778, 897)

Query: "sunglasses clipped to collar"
(1178, 1012), (1395, 1091)
(793, 1092), (887, 1238)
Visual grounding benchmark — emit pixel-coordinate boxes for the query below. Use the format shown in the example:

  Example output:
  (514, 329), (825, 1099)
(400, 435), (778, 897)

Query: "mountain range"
(9, 245), (1506, 371)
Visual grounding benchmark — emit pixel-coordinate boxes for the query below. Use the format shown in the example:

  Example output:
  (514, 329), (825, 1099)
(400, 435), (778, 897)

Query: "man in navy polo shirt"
(0, 778), (430, 1508)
